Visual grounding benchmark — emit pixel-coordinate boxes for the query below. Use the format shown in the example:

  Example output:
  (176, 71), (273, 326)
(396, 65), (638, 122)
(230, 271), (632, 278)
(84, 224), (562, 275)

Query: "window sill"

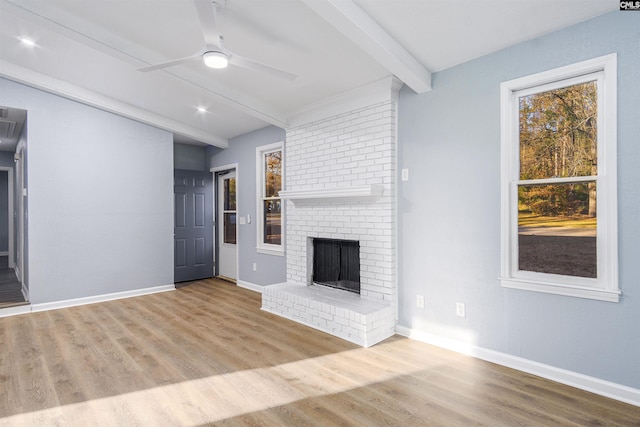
(257, 247), (285, 257)
(500, 277), (620, 302)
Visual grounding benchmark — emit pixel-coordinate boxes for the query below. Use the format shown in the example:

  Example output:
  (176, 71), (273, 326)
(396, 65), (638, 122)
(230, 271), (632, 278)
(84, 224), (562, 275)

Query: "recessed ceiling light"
(19, 37), (36, 47)
(197, 106), (207, 113)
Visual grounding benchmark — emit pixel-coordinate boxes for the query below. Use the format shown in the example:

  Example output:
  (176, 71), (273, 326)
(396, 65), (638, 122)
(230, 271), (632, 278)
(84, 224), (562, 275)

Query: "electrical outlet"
(456, 302), (466, 318)
(416, 295), (424, 308)
(252, 263), (257, 272)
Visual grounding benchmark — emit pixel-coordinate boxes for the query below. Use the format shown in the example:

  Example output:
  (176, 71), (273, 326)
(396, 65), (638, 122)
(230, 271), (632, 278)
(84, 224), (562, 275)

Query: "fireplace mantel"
(279, 184), (383, 203)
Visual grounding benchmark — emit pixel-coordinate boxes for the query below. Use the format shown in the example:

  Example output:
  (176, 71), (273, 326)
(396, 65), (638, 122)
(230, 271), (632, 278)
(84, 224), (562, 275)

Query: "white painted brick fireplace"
(262, 79), (399, 347)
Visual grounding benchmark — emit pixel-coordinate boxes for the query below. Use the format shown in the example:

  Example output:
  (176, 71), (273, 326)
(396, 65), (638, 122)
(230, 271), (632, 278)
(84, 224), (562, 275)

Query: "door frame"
(210, 163), (239, 281)
(14, 140), (27, 301)
(0, 167), (14, 268)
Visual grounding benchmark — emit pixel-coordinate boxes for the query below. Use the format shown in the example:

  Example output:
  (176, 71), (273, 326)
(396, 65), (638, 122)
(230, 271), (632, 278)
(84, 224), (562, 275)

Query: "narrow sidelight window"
(223, 176), (236, 244)
(256, 142), (284, 255)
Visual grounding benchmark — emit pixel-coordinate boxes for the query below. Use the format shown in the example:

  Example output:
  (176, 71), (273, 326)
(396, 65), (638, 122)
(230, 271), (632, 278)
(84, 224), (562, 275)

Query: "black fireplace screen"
(312, 238), (360, 293)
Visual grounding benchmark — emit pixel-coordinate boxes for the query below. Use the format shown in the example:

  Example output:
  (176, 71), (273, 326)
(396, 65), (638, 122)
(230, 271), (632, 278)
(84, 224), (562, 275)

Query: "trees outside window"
(500, 55), (619, 302)
(518, 81), (597, 278)
(256, 142), (284, 255)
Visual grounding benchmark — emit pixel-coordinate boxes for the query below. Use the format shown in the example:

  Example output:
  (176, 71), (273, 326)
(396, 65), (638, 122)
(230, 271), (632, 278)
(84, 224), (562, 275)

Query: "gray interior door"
(174, 169), (213, 283)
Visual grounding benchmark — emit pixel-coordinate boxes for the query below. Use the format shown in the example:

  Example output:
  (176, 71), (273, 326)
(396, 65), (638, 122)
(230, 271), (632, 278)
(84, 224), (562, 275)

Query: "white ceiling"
(0, 0), (618, 148)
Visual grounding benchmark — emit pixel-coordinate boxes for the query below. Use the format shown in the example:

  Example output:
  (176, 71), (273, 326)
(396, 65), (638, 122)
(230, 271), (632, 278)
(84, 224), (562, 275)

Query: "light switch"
(239, 216), (246, 225)
(401, 168), (409, 181)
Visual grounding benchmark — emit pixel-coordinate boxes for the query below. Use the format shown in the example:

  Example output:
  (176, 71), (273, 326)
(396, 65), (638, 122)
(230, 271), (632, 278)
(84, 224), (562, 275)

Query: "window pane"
(263, 199), (281, 245)
(264, 150), (282, 197)
(224, 177), (236, 211)
(224, 213), (236, 244)
(519, 81), (597, 180)
(518, 183), (596, 278)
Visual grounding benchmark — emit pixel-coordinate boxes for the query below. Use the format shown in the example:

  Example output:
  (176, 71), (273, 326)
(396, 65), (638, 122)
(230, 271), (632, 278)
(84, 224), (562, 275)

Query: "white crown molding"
(287, 75), (402, 128)
(396, 325), (640, 408)
(0, 61), (229, 148)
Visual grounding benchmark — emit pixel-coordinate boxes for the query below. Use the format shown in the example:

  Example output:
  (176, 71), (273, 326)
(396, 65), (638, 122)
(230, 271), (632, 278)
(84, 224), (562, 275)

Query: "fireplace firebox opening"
(312, 238), (360, 294)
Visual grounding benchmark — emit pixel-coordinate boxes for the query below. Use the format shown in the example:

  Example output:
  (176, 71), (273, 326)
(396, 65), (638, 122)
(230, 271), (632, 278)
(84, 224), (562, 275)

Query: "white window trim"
(256, 141), (284, 256)
(499, 54), (619, 302)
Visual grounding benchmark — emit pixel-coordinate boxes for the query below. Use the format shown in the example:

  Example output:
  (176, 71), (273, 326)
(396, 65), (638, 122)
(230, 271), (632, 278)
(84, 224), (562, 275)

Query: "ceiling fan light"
(19, 37), (36, 47)
(203, 51), (228, 69)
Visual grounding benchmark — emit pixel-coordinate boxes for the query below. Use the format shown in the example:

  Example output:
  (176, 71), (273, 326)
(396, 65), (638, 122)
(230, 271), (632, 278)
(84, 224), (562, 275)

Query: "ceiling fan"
(138, 0), (296, 81)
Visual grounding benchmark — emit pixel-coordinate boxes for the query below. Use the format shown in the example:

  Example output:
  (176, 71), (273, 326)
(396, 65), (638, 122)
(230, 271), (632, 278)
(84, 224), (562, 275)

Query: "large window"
(256, 142), (284, 255)
(500, 54), (619, 302)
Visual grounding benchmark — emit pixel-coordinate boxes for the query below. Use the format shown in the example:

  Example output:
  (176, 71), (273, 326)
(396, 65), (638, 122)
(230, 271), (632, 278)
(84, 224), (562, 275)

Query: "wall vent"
(0, 119), (17, 139)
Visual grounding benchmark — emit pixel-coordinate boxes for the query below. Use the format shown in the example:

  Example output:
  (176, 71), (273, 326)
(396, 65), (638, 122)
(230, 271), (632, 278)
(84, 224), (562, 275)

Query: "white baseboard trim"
(0, 251), (8, 256)
(31, 284), (176, 313)
(395, 325), (640, 407)
(0, 304), (31, 318)
(236, 280), (265, 293)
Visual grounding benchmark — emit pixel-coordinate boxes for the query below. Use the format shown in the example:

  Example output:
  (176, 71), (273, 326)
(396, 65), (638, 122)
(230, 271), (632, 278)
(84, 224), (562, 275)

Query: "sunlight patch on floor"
(1, 339), (444, 426)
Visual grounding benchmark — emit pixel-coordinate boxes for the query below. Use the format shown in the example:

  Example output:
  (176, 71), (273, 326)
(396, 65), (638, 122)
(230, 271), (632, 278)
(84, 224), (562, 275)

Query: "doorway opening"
(0, 105), (27, 308)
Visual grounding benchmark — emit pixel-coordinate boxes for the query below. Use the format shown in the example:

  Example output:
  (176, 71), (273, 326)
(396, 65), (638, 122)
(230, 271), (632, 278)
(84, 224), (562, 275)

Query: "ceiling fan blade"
(228, 54), (297, 81)
(194, 0), (222, 48)
(138, 55), (200, 72)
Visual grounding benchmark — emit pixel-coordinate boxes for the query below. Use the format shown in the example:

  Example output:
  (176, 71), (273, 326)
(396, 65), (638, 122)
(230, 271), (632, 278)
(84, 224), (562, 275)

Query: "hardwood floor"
(0, 256), (26, 309)
(0, 279), (638, 426)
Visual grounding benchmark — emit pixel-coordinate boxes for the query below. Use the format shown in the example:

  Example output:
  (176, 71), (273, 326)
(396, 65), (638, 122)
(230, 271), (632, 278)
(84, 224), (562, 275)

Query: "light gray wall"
(174, 143), (207, 171)
(398, 11), (640, 389)
(0, 77), (174, 304)
(208, 125), (286, 286)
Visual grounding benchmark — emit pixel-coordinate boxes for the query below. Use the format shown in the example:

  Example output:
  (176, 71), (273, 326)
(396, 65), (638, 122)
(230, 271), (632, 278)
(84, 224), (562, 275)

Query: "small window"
(256, 142), (284, 255)
(223, 177), (237, 244)
(500, 54), (619, 302)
